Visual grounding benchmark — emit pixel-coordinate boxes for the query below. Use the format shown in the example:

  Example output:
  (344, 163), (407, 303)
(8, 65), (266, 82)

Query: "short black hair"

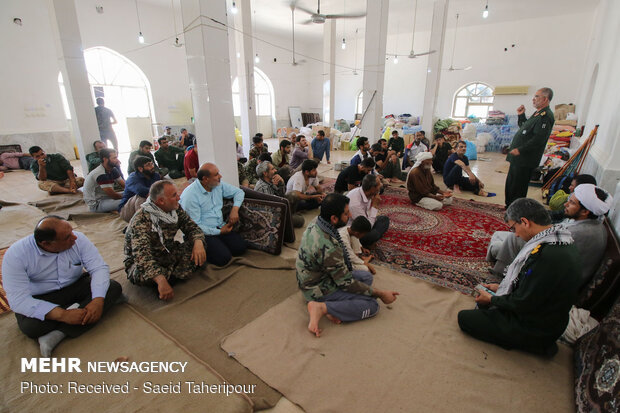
(434, 133), (444, 140)
(133, 155), (152, 170)
(371, 143), (382, 153)
(34, 215), (66, 244)
(392, 130), (398, 135)
(93, 140), (104, 150)
(253, 136), (263, 145)
(99, 148), (116, 161)
(296, 135), (305, 143)
(139, 140), (152, 149)
(456, 140), (467, 148)
(320, 193), (350, 222)
(351, 216), (371, 234)
(96, 97), (104, 105)
(317, 130), (325, 137)
(418, 130), (426, 136)
(574, 174), (597, 187)
(378, 138), (386, 144)
(361, 157), (376, 168)
(357, 137), (368, 149)
(29, 145), (43, 155)
(255, 133), (263, 138)
(180, 128), (187, 133)
(301, 159), (318, 173)
(158, 137), (168, 144)
(258, 152), (272, 162)
(280, 139), (291, 149)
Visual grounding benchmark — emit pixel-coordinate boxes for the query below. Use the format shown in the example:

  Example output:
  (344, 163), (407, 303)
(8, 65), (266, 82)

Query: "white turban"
(574, 183), (613, 217)
(412, 151), (433, 169)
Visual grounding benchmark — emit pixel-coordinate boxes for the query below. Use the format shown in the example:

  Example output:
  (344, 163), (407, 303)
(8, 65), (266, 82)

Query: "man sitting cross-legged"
(347, 174), (390, 248)
(443, 140), (493, 197)
(128, 140), (169, 178)
(2, 216), (122, 356)
(286, 159), (326, 211)
(119, 155), (162, 222)
(458, 198), (581, 356)
(297, 193), (399, 337)
(83, 148), (126, 213)
(334, 157), (375, 194)
(254, 161), (305, 228)
(487, 184), (612, 286)
(124, 180), (206, 301)
(29, 145), (85, 194)
(155, 137), (185, 178)
(406, 152), (453, 211)
(180, 162), (247, 266)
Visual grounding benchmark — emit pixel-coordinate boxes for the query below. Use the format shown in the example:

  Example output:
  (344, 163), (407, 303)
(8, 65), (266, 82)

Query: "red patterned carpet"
(373, 186), (507, 294)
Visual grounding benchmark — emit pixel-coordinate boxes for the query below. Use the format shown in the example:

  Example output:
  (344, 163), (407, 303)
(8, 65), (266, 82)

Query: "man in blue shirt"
(2, 216), (122, 356)
(119, 156), (162, 222)
(180, 162), (247, 266)
(350, 137), (370, 166)
(443, 141), (491, 197)
(311, 130), (331, 164)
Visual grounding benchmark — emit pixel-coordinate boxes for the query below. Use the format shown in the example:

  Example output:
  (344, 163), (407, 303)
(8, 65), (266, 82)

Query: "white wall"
(0, 1), (68, 134)
(573, 0), (620, 198)
(334, 11), (594, 124)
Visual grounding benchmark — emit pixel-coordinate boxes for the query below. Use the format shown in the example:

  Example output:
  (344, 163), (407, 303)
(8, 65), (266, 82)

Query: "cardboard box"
(340, 141), (351, 151)
(311, 126), (331, 136)
(276, 127), (299, 138)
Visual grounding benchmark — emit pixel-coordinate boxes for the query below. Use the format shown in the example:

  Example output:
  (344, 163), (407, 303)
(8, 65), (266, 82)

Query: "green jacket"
(490, 243), (581, 341)
(506, 106), (554, 168)
(86, 152), (101, 173)
(128, 150), (156, 174)
(31, 153), (73, 181)
(296, 222), (373, 302)
(155, 146), (184, 170)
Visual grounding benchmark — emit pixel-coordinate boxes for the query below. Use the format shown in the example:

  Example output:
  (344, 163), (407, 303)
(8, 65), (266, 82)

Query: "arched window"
(452, 82), (494, 120)
(58, 47), (156, 153)
(355, 90), (364, 115)
(232, 67), (275, 118)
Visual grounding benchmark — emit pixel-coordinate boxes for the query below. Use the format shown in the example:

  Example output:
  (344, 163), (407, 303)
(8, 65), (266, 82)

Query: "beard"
(422, 164), (432, 170)
(142, 169), (153, 178)
(334, 217), (348, 228)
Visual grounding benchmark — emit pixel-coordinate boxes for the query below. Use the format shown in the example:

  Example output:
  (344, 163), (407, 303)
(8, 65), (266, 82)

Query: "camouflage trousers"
(126, 241), (198, 285)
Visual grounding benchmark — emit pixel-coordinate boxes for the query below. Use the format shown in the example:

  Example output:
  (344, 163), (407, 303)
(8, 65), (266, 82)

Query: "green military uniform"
(244, 158), (259, 185)
(505, 106), (554, 207)
(85, 152), (102, 173)
(296, 221), (373, 302)
(124, 206), (204, 285)
(458, 243), (581, 355)
(31, 153), (73, 181)
(155, 146), (185, 179)
(237, 161), (249, 186)
(127, 149), (169, 177)
(249, 145), (268, 160)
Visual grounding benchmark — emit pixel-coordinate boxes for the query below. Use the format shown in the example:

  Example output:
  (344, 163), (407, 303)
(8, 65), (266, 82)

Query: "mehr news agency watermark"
(18, 358), (256, 396)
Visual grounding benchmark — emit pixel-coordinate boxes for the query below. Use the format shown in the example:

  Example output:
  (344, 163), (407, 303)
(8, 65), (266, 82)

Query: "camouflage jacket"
(296, 221), (373, 301)
(124, 206), (204, 278)
(249, 145), (268, 160)
(244, 159), (259, 185)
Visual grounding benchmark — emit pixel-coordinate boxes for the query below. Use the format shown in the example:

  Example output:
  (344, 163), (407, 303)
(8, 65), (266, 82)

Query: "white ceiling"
(145, 0), (598, 43)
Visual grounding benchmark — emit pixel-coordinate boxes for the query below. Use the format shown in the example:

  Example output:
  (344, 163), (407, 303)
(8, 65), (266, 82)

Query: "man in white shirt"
(286, 159), (325, 210)
(347, 174), (390, 247)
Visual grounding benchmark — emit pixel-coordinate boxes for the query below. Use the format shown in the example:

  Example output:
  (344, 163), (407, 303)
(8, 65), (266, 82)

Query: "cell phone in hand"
(474, 284), (496, 296)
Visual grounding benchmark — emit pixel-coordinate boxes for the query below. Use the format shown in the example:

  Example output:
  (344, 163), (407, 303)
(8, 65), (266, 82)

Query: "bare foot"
(453, 185), (461, 194)
(326, 314), (342, 324)
(307, 301), (327, 337)
(478, 189), (488, 197)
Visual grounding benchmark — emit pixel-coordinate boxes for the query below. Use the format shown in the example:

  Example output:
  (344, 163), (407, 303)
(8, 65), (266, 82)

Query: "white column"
(235, 0), (256, 155)
(421, 0), (449, 136)
(181, 0), (238, 184)
(322, 20), (336, 127)
(360, 0), (389, 142)
(49, 0), (100, 174)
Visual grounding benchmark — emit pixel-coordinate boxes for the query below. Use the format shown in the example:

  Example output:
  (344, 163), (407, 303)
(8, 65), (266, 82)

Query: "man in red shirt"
(184, 145), (199, 180)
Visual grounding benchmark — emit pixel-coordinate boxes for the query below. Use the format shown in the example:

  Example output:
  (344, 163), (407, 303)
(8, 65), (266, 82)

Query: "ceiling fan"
(293, 0), (366, 25)
(406, 0), (435, 59)
(444, 13), (472, 71)
(273, 4), (307, 66)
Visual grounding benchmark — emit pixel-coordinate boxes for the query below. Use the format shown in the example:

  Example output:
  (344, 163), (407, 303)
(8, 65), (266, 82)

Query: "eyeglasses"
(508, 220), (521, 232)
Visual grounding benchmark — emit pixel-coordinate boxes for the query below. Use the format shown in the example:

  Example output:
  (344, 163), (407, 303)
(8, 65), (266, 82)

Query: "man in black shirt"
(430, 134), (453, 173)
(334, 158), (375, 193)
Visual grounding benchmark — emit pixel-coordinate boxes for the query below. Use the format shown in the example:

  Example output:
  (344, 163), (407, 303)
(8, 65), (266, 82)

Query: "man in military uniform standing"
(504, 87), (555, 208)
(296, 193), (399, 337)
(124, 180), (206, 301)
